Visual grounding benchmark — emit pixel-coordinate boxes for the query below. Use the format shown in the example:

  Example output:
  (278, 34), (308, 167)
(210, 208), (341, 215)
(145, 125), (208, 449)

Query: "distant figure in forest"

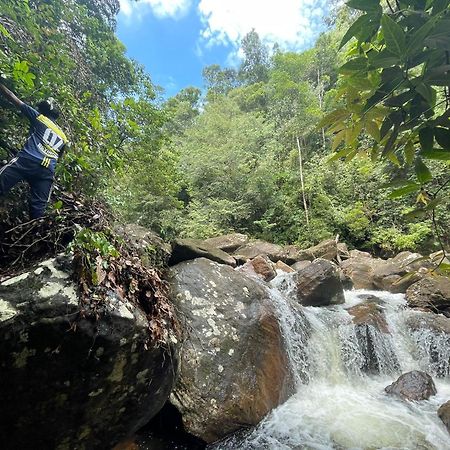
(0, 82), (68, 219)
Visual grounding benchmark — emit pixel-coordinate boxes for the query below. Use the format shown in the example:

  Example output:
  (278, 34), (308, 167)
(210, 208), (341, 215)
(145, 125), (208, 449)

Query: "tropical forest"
(0, 1), (449, 449)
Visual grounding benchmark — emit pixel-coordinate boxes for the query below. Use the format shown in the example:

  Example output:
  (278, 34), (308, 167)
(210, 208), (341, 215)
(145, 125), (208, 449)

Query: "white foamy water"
(212, 274), (450, 450)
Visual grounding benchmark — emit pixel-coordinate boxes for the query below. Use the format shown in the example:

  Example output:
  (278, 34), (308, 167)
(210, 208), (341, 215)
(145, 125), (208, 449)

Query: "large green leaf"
(434, 127), (450, 149)
(339, 57), (368, 75)
(367, 49), (400, 68)
(404, 141), (415, 165)
(339, 14), (371, 49)
(421, 149), (450, 160)
(419, 127), (434, 151)
(381, 14), (406, 57)
(382, 126), (400, 156)
(415, 83), (436, 105)
(406, 14), (441, 56)
(415, 157), (432, 183)
(346, 0), (382, 12)
(388, 183), (420, 198)
(432, 0), (450, 15)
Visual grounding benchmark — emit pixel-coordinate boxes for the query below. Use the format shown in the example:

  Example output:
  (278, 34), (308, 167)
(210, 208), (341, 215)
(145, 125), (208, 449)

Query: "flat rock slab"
(169, 238), (236, 267)
(204, 233), (249, 253)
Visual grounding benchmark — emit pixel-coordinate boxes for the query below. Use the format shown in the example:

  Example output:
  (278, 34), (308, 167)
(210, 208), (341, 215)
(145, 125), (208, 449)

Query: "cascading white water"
(213, 273), (450, 450)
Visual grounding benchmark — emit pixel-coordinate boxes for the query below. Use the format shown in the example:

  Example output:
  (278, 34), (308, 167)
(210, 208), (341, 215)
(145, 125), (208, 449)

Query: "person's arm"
(0, 83), (23, 108)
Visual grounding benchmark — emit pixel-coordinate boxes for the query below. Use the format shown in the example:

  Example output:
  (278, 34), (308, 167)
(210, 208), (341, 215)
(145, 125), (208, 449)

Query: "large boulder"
(385, 371), (437, 401)
(292, 259), (345, 307)
(0, 258), (178, 450)
(169, 238), (236, 267)
(406, 276), (450, 314)
(204, 233), (249, 253)
(438, 401), (450, 434)
(347, 301), (399, 374)
(114, 223), (172, 267)
(233, 240), (287, 263)
(301, 239), (338, 261)
(168, 258), (293, 443)
(372, 252), (426, 293)
(404, 313), (450, 378)
(340, 254), (380, 290)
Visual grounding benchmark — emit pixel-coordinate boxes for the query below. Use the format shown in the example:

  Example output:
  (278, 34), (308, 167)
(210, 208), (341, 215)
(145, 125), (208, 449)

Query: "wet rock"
(406, 276), (450, 313)
(169, 238), (236, 267)
(168, 258), (293, 443)
(238, 254), (277, 282)
(115, 223), (172, 267)
(293, 259), (345, 307)
(438, 400), (450, 434)
(404, 314), (450, 378)
(0, 258), (178, 450)
(204, 233), (249, 253)
(347, 302), (398, 374)
(385, 371), (437, 401)
(339, 270), (353, 290)
(347, 302), (389, 333)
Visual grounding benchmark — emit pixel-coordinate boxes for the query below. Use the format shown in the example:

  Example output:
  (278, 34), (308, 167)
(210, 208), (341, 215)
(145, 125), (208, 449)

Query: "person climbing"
(0, 82), (68, 219)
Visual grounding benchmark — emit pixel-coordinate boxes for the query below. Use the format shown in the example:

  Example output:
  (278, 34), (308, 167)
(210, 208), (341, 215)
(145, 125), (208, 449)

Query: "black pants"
(0, 155), (53, 219)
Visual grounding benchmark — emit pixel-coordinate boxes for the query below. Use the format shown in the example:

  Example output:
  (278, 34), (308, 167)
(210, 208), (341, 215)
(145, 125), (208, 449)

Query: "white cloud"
(197, 0), (330, 52)
(119, 0), (192, 20)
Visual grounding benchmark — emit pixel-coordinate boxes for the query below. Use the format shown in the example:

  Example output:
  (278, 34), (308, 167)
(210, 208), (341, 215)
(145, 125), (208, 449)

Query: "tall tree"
(238, 29), (270, 85)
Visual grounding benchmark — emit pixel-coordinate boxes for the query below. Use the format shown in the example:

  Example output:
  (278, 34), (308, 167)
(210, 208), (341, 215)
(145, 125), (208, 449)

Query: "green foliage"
(370, 222), (433, 253)
(0, 0), (159, 195)
(325, 0), (450, 204)
(68, 227), (119, 285)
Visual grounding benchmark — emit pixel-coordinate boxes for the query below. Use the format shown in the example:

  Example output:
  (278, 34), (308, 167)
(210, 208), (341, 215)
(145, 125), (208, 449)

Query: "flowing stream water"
(212, 273), (450, 450)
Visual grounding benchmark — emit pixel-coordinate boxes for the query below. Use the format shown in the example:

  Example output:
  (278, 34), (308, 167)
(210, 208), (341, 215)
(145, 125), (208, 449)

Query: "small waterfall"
(212, 275), (450, 450)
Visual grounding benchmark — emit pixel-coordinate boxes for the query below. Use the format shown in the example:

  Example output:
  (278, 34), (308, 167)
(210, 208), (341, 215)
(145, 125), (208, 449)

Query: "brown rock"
(406, 276), (450, 313)
(239, 255), (277, 282)
(347, 302), (389, 333)
(438, 401), (450, 434)
(372, 252), (427, 293)
(291, 260), (312, 272)
(305, 239), (338, 261)
(349, 249), (372, 259)
(168, 258), (293, 443)
(385, 371), (437, 401)
(275, 260), (295, 274)
(293, 259), (345, 307)
(233, 240), (286, 263)
(347, 300), (399, 373)
(340, 256), (380, 290)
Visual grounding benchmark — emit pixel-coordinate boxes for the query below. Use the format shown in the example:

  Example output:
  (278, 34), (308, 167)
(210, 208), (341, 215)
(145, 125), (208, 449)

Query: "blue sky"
(117, 0), (332, 98)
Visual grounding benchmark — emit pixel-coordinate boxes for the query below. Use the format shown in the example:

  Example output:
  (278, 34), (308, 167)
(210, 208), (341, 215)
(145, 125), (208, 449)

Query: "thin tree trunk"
(296, 136), (310, 226)
(317, 69), (326, 148)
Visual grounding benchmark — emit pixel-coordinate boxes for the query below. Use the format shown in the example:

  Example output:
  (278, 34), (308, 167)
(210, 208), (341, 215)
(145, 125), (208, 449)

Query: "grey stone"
(169, 238), (236, 267)
(0, 257), (178, 450)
